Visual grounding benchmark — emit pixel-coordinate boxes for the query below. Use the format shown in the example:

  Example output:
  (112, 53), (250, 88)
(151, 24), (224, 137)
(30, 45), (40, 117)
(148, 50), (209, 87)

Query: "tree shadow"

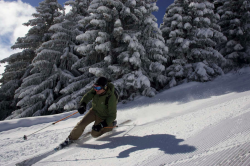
(78, 131), (196, 158)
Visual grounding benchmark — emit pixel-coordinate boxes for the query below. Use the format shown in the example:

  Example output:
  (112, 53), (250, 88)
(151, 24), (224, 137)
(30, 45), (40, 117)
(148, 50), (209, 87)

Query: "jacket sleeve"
(105, 94), (117, 125)
(79, 88), (96, 106)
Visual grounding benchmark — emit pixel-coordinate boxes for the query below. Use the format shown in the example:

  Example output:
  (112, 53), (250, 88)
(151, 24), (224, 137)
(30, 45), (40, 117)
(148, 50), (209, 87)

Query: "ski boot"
(54, 137), (73, 151)
(113, 120), (117, 127)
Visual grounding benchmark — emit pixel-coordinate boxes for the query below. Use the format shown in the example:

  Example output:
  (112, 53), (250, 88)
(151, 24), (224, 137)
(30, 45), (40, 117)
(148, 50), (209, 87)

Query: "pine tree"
(160, 0), (189, 87)
(161, 0), (227, 87)
(217, 0), (250, 69)
(72, 0), (168, 104)
(138, 0), (169, 92)
(6, 0), (66, 119)
(0, 50), (35, 120)
(47, 0), (92, 112)
(0, 0), (63, 120)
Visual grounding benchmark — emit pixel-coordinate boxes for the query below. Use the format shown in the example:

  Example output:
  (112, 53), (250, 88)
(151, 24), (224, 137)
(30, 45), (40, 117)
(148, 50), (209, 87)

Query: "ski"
(54, 131), (92, 151)
(54, 120), (132, 151)
(15, 132), (92, 166)
(15, 120), (132, 166)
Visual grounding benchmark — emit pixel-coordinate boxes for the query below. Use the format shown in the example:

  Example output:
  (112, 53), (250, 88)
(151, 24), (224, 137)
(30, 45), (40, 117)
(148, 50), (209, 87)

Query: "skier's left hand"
(78, 102), (86, 114)
(92, 121), (108, 132)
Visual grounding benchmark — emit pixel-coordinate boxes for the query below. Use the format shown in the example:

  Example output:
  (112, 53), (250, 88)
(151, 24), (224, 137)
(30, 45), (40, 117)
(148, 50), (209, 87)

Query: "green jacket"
(80, 82), (117, 125)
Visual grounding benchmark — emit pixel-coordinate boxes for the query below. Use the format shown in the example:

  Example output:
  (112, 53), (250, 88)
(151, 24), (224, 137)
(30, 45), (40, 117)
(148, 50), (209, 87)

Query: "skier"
(59, 77), (118, 149)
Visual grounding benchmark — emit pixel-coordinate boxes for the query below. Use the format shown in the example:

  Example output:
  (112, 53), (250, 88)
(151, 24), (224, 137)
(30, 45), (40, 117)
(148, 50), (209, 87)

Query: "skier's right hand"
(78, 103), (86, 114)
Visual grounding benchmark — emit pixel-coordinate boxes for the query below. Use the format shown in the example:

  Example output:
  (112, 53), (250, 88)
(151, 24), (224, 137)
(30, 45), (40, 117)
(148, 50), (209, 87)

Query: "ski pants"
(68, 108), (113, 140)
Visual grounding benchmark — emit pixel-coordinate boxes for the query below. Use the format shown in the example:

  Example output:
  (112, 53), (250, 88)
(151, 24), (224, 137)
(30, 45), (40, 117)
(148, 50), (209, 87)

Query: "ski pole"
(103, 120), (134, 129)
(23, 111), (78, 140)
(104, 126), (118, 129)
(104, 124), (134, 129)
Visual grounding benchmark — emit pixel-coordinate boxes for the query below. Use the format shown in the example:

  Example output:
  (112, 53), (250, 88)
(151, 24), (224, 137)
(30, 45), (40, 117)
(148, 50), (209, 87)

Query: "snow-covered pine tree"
(6, 0), (71, 119)
(160, 0), (189, 87)
(47, 0), (93, 112)
(0, 50), (35, 120)
(0, 0), (64, 120)
(216, 0), (250, 69)
(138, 0), (169, 92)
(161, 0), (227, 87)
(72, 0), (168, 104)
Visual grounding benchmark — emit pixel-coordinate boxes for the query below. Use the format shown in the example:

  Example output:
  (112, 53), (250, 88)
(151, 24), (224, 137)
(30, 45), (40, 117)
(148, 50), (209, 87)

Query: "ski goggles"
(93, 86), (102, 91)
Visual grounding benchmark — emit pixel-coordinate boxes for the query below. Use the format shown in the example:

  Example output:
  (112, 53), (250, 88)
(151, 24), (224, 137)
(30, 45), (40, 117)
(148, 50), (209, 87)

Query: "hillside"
(1, 67), (250, 166)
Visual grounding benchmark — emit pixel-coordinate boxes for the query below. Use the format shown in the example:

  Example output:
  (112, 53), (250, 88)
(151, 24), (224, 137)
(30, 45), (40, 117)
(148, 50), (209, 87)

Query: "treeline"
(0, 0), (249, 120)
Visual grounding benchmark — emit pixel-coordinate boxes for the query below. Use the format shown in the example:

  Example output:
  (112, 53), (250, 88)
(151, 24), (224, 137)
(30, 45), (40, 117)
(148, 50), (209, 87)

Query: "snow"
(130, 0), (136, 7)
(173, 14), (182, 22)
(95, 42), (111, 53)
(97, 6), (111, 14)
(169, 31), (176, 38)
(90, 19), (106, 28)
(196, 10), (204, 17)
(189, 2), (207, 10)
(89, 67), (104, 77)
(181, 40), (191, 49)
(171, 20), (178, 28)
(234, 44), (244, 51)
(230, 18), (241, 25)
(227, 40), (237, 47)
(175, 37), (184, 44)
(144, 17), (153, 25)
(1, 68), (250, 165)
(149, 62), (165, 73)
(140, 6), (147, 14)
(237, 29), (244, 36)
(125, 7), (131, 15)
(203, 17), (211, 25)
(226, 52), (239, 59)
(168, 6), (183, 14)
(197, 28), (214, 39)
(184, 22), (192, 30)
(122, 34), (131, 43)
(114, 19), (122, 27)
(154, 40), (165, 48)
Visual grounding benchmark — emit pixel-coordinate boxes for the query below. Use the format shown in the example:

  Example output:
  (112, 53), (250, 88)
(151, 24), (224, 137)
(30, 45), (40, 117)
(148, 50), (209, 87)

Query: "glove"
(78, 102), (86, 114)
(92, 121), (108, 132)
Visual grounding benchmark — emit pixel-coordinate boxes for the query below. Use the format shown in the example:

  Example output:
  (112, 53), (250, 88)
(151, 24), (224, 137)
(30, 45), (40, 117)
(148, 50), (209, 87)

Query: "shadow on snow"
(79, 131), (196, 159)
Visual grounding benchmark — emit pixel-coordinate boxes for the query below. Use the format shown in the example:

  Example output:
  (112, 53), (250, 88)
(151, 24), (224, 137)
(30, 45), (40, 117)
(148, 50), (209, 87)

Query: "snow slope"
(1, 67), (250, 166)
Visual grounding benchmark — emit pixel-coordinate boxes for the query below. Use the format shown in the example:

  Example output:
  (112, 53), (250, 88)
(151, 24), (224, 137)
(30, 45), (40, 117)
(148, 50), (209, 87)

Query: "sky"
(0, 0), (174, 75)
(4, 0), (173, 25)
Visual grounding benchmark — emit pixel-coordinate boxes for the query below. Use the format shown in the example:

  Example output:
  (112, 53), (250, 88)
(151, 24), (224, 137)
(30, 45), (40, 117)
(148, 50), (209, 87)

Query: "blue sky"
(0, 0), (36, 74)
(5, 0), (174, 26)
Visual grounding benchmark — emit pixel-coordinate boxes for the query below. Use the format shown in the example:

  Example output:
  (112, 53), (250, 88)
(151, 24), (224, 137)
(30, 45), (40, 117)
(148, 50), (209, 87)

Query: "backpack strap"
(105, 90), (119, 106)
(105, 95), (111, 106)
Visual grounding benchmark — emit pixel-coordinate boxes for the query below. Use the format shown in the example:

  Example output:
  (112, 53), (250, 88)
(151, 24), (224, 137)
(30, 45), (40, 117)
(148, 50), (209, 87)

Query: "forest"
(0, 0), (249, 120)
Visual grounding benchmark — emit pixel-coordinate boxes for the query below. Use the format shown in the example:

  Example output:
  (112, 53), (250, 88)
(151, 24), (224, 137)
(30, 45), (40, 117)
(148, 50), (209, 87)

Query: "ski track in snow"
(1, 68), (250, 166)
